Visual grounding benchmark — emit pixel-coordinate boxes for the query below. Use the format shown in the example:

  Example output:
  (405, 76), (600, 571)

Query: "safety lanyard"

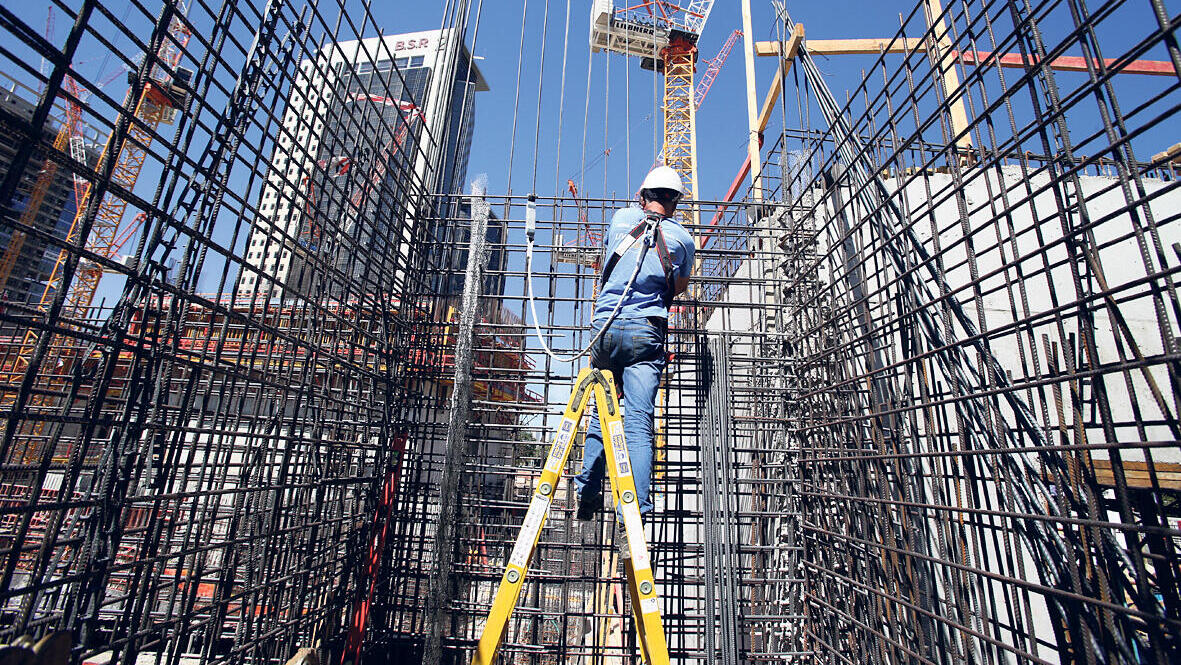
(600, 215), (675, 301)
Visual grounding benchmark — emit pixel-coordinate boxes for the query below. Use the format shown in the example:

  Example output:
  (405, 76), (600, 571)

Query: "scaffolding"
(1, 0), (1179, 664)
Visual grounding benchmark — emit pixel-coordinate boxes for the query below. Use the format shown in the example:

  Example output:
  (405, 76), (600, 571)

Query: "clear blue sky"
(368, 0), (1178, 207)
(5, 1), (1176, 306)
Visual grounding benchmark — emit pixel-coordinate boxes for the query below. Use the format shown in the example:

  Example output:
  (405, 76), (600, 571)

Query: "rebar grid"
(0, 0), (478, 662)
(349, 193), (800, 665)
(0, 0), (1177, 665)
(757, 0), (1181, 663)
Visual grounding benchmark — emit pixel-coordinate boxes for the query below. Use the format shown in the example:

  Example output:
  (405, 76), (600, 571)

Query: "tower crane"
(0, 77), (85, 297)
(0, 63), (140, 301)
(5, 12), (193, 460)
(649, 28), (739, 171)
(695, 28), (741, 110)
(33, 14), (192, 328)
(591, 0), (716, 210)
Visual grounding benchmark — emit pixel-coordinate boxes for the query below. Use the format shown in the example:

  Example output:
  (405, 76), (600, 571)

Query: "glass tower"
(237, 30), (487, 301)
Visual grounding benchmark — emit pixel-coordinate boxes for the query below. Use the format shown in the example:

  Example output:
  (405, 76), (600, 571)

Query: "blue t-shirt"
(592, 206), (695, 324)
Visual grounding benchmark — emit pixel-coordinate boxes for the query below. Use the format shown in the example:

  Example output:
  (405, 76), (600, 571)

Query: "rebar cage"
(1, 0), (1179, 664)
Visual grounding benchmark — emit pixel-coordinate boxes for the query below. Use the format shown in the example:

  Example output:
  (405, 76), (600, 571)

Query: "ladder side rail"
(592, 377), (670, 665)
(474, 368), (598, 665)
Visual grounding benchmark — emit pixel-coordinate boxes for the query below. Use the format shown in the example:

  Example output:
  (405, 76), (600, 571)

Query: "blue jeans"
(574, 316), (667, 514)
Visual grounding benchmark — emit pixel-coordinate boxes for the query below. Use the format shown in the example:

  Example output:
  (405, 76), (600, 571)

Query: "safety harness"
(600, 213), (676, 308)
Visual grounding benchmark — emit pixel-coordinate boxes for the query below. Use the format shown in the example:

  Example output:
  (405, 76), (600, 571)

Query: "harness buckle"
(642, 212), (661, 248)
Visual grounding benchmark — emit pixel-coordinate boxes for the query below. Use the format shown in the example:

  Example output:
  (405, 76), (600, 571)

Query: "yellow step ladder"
(474, 367), (669, 665)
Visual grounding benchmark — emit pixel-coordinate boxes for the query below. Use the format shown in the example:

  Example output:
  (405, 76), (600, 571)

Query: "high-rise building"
(0, 76), (103, 307)
(238, 29), (487, 299)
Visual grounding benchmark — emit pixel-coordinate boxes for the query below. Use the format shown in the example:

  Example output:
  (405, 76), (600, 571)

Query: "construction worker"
(575, 165), (695, 520)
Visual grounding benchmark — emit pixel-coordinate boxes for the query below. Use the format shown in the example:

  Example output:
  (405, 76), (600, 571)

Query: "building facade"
(0, 77), (103, 308)
(238, 29), (487, 300)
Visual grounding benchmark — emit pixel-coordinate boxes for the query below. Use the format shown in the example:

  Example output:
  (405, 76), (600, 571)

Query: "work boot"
(576, 491), (602, 521)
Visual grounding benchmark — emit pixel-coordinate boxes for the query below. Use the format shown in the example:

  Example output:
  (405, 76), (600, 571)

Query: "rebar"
(0, 1), (1177, 664)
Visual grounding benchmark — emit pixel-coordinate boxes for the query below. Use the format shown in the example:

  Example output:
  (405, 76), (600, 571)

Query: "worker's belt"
(600, 214), (676, 308)
(646, 316), (668, 336)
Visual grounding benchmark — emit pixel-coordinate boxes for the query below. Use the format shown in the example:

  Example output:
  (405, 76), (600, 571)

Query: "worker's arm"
(674, 275), (690, 296)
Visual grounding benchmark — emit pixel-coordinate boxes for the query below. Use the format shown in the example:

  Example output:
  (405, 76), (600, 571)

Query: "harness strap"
(600, 216), (676, 306)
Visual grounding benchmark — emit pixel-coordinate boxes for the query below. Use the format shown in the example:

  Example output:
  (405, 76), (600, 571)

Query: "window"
(409, 55), (424, 68)
(375, 59), (392, 72)
(395, 57), (409, 69)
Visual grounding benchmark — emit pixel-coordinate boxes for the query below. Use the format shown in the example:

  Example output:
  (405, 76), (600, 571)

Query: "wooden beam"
(753, 38), (1177, 77)
(740, 0), (762, 202)
(755, 24), (806, 134)
(705, 25), (804, 240)
(925, 0), (973, 150)
(1152, 142), (1181, 164)
(1089, 459), (1181, 491)
(755, 37), (923, 56)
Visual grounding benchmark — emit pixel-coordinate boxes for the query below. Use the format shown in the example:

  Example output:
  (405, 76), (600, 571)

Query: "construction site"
(0, 0), (1179, 663)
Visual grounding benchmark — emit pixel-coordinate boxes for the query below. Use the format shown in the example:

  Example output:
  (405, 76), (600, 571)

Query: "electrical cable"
(524, 197), (655, 363)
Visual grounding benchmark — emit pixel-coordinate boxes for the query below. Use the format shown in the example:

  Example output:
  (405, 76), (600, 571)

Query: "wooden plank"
(755, 24), (806, 134)
(740, 0), (762, 202)
(1151, 142), (1181, 164)
(755, 37), (922, 56)
(753, 38), (1177, 77)
(926, 0), (973, 150)
(1089, 459), (1181, 491)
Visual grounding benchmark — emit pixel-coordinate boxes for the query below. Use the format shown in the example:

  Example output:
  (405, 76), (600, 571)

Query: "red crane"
(299, 98), (423, 251)
(694, 29), (741, 110)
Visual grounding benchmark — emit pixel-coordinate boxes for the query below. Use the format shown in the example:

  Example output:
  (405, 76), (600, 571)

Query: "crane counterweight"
(588, 0), (715, 210)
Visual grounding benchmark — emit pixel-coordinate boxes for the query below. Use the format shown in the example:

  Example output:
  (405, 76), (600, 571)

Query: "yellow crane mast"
(37, 16), (192, 327)
(4, 14), (192, 462)
(0, 78), (86, 296)
(591, 0), (716, 209)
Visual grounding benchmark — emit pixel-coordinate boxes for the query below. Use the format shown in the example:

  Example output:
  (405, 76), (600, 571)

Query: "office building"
(238, 29), (487, 299)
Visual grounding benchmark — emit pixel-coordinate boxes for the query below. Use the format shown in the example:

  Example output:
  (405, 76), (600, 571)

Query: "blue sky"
(4, 0), (1177, 311)
(369, 0), (1179, 207)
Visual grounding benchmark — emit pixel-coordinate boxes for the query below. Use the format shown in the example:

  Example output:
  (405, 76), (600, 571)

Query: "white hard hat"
(639, 165), (685, 197)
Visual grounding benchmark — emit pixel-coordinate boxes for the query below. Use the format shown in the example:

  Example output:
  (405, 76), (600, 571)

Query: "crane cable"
(524, 196), (654, 363)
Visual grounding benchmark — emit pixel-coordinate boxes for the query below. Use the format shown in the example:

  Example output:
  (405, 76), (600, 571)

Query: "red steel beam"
(955, 49), (1176, 76)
